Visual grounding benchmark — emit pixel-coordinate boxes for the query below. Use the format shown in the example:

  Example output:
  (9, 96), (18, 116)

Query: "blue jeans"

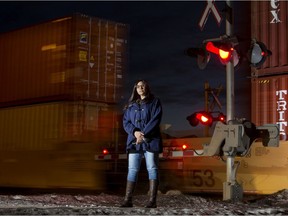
(127, 151), (159, 182)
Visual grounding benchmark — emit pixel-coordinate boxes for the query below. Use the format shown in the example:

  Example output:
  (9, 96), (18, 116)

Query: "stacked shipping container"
(251, 1), (288, 140)
(0, 13), (128, 106)
(0, 13), (129, 190)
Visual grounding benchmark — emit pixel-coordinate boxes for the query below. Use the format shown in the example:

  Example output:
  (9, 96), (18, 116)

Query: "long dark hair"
(124, 79), (155, 110)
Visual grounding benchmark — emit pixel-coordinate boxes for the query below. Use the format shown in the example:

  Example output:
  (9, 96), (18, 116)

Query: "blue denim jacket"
(123, 97), (163, 153)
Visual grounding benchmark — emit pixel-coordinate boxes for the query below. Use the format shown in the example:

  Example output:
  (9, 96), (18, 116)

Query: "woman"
(121, 79), (163, 208)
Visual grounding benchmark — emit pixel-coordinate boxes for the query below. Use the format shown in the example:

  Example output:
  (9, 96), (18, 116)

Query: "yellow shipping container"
(159, 138), (288, 195)
(0, 101), (122, 190)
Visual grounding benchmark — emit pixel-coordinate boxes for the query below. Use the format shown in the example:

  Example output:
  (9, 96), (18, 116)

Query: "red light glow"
(102, 149), (109, 154)
(219, 49), (230, 60)
(196, 113), (209, 123)
(182, 144), (188, 150)
(206, 42), (219, 55)
(206, 41), (232, 61)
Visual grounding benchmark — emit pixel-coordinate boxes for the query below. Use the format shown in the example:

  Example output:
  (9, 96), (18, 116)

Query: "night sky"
(0, 1), (252, 137)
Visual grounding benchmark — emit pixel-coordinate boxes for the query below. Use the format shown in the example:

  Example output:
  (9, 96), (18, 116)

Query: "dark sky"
(0, 1), (252, 137)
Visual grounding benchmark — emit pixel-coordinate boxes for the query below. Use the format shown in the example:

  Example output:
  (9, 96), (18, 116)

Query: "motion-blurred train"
(0, 100), (288, 195)
(0, 13), (129, 193)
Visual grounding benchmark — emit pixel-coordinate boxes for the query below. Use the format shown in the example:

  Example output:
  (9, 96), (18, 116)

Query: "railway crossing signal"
(185, 36), (240, 69)
(248, 39), (272, 68)
(185, 37), (271, 69)
(186, 111), (226, 127)
(186, 1), (273, 202)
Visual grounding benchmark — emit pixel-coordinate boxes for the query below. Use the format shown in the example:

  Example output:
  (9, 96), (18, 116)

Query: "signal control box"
(203, 120), (279, 157)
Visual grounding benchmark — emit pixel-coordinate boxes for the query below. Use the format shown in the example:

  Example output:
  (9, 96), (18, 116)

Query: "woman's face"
(136, 81), (146, 98)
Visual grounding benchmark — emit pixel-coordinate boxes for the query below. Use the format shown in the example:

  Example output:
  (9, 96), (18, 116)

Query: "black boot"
(145, 179), (158, 208)
(120, 181), (136, 207)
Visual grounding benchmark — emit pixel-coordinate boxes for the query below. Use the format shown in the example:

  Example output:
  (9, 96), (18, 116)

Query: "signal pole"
(223, 0), (243, 201)
(226, 0), (234, 122)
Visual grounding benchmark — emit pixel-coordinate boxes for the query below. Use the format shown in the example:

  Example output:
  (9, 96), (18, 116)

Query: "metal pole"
(226, 0), (234, 122)
(223, 0), (243, 202)
(226, 1), (234, 189)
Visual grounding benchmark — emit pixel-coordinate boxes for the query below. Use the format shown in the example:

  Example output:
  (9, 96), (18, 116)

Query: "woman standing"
(120, 79), (163, 208)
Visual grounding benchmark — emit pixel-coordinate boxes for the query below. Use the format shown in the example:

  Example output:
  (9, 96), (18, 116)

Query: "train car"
(0, 101), (126, 191)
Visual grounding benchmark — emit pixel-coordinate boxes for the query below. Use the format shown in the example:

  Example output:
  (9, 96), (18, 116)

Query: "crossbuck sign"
(198, 0), (222, 31)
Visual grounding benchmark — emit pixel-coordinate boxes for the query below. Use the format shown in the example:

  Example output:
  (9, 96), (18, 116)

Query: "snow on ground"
(0, 189), (287, 215)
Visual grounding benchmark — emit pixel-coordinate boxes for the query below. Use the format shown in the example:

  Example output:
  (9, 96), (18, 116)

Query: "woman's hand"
(134, 131), (144, 144)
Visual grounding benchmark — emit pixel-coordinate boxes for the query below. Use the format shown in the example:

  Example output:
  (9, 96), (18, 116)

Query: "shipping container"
(251, 1), (288, 77)
(251, 74), (288, 141)
(0, 101), (124, 151)
(0, 101), (125, 190)
(0, 13), (129, 106)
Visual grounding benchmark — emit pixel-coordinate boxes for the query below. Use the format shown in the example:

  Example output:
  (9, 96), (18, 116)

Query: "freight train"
(1, 1), (288, 195)
(1, 102), (288, 195)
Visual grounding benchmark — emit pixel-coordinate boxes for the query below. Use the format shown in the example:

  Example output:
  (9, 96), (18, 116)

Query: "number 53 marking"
(190, 169), (215, 187)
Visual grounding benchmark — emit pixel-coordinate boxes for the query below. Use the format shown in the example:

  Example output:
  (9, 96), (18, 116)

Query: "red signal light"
(195, 112), (213, 126)
(261, 51), (265, 56)
(219, 48), (232, 60)
(196, 113), (209, 123)
(249, 40), (272, 68)
(205, 41), (233, 64)
(218, 113), (226, 123)
(187, 111), (214, 127)
(102, 149), (109, 155)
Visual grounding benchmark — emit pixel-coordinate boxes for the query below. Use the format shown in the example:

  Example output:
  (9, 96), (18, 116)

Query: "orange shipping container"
(0, 13), (129, 107)
(251, 74), (288, 141)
